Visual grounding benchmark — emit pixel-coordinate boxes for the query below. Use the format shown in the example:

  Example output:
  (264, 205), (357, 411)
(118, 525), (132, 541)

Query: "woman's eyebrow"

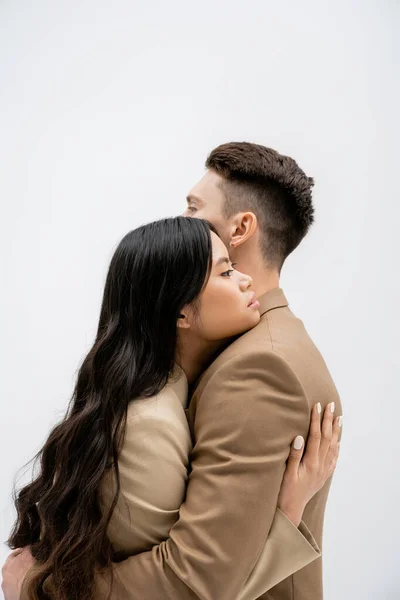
(215, 257), (230, 267)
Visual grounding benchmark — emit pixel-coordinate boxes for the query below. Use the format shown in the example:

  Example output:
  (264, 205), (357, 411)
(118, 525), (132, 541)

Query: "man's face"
(184, 170), (232, 246)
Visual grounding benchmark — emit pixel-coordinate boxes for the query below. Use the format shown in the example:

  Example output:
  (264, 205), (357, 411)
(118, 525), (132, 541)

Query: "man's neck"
(253, 271), (280, 299)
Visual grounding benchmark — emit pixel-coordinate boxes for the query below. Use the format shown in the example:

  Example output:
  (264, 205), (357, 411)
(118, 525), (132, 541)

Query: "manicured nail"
(294, 436), (304, 450)
(330, 402), (335, 413)
(338, 416), (343, 428)
(317, 402), (322, 414)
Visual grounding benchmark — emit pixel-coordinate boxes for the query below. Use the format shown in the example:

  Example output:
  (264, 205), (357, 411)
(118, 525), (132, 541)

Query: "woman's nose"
(239, 273), (253, 290)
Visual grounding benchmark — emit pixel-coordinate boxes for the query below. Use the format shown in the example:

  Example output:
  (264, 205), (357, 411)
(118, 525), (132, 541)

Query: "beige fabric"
(98, 361), (320, 598)
(21, 288), (338, 600)
(100, 368), (192, 557)
(91, 288), (340, 599)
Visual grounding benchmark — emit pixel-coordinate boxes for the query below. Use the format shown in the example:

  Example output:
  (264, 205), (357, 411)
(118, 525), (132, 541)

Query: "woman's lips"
(248, 299), (260, 309)
(247, 293), (260, 309)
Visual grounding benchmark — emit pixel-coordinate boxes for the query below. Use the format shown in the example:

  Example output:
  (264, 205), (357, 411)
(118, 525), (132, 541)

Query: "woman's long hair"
(8, 216), (216, 600)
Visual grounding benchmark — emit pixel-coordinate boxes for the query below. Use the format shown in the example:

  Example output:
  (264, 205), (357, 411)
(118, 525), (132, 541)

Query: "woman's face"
(186, 232), (261, 341)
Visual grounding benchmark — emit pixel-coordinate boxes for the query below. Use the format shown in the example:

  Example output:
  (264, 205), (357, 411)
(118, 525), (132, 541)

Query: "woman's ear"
(177, 310), (191, 329)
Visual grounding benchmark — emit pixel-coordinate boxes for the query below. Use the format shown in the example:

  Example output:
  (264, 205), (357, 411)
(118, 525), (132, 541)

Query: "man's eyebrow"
(215, 257), (230, 266)
(186, 194), (204, 205)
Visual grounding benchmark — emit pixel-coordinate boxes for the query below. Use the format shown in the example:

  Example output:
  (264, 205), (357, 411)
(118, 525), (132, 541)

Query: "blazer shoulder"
(215, 318), (274, 366)
(195, 319), (273, 380)
(192, 321), (304, 405)
(126, 383), (188, 430)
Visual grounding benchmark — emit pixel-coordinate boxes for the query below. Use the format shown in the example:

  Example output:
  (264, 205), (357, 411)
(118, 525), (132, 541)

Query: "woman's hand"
(1, 547), (34, 600)
(277, 402), (342, 527)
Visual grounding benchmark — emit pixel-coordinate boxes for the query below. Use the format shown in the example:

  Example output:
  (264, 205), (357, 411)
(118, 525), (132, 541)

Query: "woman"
(4, 217), (340, 600)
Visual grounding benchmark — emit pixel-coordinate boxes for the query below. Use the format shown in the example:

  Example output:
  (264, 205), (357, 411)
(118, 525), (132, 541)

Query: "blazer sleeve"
(103, 397), (192, 555)
(93, 348), (320, 600)
(238, 508), (320, 600)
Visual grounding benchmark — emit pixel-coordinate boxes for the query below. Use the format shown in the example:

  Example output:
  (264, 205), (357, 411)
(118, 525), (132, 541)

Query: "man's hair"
(205, 142), (315, 270)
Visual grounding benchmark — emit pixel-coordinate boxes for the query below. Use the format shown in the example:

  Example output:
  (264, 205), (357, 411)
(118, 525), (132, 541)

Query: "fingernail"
(338, 416), (343, 428)
(294, 435), (304, 450)
(317, 402), (322, 414)
(330, 402), (335, 413)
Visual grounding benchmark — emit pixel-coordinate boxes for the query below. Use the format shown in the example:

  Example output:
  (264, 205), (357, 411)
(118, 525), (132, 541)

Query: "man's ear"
(230, 212), (258, 248)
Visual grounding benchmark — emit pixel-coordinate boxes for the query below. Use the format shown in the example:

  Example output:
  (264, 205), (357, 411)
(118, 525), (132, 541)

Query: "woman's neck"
(175, 335), (226, 385)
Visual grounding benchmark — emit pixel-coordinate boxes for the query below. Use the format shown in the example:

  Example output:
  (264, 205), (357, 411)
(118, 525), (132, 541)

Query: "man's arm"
(93, 349), (312, 600)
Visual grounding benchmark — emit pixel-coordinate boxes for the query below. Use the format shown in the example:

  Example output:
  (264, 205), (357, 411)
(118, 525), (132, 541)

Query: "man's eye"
(187, 206), (197, 213)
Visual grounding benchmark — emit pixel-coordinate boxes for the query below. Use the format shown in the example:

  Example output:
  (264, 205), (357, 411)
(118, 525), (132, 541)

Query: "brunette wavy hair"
(8, 216), (216, 600)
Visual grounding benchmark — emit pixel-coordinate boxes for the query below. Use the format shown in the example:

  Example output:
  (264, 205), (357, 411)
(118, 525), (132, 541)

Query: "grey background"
(1, 1), (399, 598)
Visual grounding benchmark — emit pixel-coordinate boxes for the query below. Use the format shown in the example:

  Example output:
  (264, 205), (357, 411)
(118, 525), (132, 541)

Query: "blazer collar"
(258, 287), (289, 317)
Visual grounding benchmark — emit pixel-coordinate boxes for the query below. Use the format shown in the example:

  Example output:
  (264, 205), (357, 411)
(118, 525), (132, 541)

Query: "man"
(3, 142), (341, 599)
(180, 142), (342, 599)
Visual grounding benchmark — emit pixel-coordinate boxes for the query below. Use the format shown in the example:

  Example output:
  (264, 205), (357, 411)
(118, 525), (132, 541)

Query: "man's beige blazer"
(94, 288), (341, 599)
(99, 365), (319, 592)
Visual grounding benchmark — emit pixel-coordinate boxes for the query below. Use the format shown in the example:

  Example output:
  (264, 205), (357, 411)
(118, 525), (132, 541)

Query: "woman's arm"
(101, 390), (192, 556)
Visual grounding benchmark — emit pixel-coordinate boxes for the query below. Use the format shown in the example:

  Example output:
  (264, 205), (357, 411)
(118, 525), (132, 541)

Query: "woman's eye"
(187, 206), (197, 213)
(221, 263), (237, 277)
